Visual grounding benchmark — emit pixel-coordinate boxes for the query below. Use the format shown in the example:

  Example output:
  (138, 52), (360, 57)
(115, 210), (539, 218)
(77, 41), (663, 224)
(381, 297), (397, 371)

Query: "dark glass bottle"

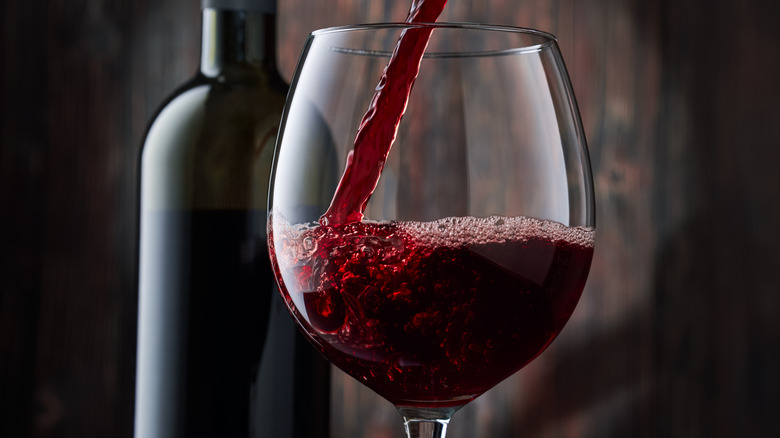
(134, 1), (333, 437)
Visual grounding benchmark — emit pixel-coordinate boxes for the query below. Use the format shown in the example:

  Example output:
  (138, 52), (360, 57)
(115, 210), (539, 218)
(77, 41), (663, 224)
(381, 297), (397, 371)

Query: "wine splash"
(320, 0), (448, 226)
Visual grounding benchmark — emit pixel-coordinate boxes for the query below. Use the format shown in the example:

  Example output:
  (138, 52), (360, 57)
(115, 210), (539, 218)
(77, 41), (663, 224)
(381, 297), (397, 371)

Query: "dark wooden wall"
(2, 0), (778, 437)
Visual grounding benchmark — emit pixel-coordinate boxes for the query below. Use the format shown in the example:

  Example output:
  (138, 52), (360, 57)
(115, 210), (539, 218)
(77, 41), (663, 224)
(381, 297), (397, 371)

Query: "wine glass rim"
(310, 22), (558, 54)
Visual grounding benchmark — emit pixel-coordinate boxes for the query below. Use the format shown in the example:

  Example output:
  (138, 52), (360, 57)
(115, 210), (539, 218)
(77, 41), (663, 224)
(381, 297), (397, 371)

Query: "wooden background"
(2, 0), (779, 437)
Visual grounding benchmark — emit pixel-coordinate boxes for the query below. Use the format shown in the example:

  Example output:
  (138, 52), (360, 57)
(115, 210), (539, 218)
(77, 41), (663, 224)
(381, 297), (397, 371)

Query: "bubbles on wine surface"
(396, 215), (595, 249)
(276, 215), (592, 261)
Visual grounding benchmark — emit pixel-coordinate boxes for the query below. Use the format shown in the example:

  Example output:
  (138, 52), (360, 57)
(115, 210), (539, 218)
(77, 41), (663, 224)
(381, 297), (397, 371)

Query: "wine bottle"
(135, 1), (334, 437)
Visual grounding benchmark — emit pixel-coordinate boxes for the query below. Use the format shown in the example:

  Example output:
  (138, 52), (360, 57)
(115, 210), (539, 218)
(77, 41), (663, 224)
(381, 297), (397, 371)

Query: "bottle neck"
(200, 8), (278, 78)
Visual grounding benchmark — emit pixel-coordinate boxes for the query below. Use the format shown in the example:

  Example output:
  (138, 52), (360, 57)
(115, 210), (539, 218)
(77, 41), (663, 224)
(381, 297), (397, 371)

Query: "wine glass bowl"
(268, 23), (594, 435)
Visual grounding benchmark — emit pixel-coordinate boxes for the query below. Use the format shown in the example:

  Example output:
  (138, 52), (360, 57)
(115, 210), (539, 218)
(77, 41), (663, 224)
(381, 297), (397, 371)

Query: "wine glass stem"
(404, 419), (449, 438)
(398, 407), (458, 438)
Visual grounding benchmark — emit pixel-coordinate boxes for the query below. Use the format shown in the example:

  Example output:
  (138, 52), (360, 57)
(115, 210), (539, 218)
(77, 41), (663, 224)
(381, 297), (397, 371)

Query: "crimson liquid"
(270, 215), (594, 407)
(320, 0), (448, 226)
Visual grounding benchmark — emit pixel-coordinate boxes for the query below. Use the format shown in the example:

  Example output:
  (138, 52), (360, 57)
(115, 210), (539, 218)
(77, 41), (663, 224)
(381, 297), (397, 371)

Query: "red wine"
(270, 215), (594, 407)
(320, 0), (448, 226)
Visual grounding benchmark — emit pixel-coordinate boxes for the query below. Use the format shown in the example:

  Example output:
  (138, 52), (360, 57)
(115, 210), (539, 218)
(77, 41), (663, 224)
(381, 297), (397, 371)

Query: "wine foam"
(274, 214), (594, 261)
(398, 215), (595, 248)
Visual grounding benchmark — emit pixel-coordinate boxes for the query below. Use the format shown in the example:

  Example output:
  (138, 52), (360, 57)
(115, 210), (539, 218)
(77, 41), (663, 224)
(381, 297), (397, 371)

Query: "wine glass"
(267, 23), (595, 438)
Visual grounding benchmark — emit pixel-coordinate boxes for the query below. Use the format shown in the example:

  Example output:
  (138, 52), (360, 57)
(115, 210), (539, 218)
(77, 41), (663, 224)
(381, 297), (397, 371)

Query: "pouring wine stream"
(319, 0), (448, 227)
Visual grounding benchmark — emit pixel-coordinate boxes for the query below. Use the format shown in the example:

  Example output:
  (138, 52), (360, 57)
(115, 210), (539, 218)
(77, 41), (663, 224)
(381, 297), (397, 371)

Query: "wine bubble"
(303, 236), (316, 252)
